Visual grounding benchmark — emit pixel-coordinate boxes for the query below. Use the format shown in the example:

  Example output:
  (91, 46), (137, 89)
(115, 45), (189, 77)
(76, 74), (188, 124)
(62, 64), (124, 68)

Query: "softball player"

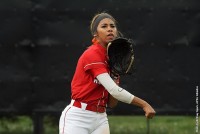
(59, 12), (155, 134)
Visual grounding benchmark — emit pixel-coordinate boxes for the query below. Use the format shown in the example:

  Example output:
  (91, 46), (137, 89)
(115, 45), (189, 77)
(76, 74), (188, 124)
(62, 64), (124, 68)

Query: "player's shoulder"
(80, 45), (102, 62)
(84, 45), (100, 55)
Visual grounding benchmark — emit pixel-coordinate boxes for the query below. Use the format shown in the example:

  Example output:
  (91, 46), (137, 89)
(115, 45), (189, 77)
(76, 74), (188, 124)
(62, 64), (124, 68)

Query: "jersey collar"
(94, 42), (106, 53)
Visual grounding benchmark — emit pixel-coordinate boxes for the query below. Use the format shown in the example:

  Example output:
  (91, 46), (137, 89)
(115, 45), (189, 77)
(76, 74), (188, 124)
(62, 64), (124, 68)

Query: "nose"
(108, 26), (113, 32)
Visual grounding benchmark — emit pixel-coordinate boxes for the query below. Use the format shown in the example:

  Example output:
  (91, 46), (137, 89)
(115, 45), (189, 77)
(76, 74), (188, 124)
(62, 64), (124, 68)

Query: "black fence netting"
(0, 0), (200, 116)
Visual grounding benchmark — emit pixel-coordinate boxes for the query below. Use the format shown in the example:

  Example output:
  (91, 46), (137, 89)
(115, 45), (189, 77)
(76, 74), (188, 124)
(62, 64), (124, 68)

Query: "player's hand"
(110, 72), (120, 85)
(131, 96), (156, 119)
(113, 77), (119, 85)
(143, 103), (156, 119)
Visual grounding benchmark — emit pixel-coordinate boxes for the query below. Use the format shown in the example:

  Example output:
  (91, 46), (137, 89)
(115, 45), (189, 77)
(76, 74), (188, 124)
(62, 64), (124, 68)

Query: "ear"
(93, 31), (98, 37)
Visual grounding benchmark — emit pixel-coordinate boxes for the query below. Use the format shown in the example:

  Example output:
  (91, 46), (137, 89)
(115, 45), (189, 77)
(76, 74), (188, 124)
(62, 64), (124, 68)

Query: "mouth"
(107, 33), (114, 37)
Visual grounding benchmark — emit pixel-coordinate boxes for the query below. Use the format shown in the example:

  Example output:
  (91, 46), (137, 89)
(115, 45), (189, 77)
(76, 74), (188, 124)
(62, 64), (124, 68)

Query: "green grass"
(108, 116), (196, 134)
(0, 116), (33, 134)
(0, 115), (197, 134)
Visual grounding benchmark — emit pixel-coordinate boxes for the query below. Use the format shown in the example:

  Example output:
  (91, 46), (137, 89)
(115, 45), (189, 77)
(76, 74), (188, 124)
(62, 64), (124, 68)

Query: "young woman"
(59, 12), (156, 134)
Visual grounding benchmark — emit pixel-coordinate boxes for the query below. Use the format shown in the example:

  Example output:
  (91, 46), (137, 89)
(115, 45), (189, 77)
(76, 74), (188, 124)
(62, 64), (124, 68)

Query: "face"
(95, 18), (118, 47)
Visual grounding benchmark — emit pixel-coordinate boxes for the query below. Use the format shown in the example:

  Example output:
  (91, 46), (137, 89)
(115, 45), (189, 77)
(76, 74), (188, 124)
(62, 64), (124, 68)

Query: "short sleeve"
(83, 50), (107, 71)
(90, 68), (108, 78)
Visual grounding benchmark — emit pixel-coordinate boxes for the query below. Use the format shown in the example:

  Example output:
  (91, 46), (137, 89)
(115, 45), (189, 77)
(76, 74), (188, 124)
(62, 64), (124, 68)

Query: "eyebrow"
(100, 23), (115, 26)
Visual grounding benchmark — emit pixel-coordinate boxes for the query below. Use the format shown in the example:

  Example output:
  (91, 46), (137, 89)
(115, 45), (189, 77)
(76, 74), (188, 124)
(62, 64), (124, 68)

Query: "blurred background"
(0, 0), (199, 134)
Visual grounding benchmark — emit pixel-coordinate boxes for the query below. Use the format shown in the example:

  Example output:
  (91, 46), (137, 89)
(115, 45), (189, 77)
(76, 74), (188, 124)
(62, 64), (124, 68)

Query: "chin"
(107, 38), (114, 42)
(105, 40), (111, 45)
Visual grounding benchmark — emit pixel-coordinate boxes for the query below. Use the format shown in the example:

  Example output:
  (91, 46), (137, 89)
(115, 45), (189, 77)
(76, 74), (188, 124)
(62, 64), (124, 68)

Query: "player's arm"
(130, 96), (155, 118)
(96, 73), (155, 118)
(107, 73), (120, 108)
(107, 94), (118, 108)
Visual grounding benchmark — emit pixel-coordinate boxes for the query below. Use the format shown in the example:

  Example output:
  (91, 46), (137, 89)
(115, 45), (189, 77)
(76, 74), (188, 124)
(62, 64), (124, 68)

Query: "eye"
(101, 25), (107, 28)
(110, 24), (116, 28)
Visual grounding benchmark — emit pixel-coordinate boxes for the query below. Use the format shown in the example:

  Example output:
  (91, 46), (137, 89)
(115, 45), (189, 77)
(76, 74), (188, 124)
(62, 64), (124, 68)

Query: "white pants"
(59, 104), (110, 134)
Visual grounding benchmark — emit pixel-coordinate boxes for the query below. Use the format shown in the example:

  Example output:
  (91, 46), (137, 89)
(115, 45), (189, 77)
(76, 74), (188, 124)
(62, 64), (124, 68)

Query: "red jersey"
(71, 42), (109, 107)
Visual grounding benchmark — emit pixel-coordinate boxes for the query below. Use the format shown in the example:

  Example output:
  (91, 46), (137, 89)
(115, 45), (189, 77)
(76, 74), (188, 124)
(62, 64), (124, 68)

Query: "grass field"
(0, 115), (197, 134)
(109, 116), (196, 134)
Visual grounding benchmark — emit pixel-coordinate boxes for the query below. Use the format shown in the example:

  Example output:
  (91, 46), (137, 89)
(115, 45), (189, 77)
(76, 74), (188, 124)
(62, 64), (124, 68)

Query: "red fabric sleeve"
(81, 45), (109, 78)
(90, 68), (108, 78)
(83, 49), (107, 71)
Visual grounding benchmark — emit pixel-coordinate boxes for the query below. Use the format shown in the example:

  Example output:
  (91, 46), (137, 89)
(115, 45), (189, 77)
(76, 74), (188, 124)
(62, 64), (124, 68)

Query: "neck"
(100, 43), (107, 48)
(95, 39), (107, 48)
